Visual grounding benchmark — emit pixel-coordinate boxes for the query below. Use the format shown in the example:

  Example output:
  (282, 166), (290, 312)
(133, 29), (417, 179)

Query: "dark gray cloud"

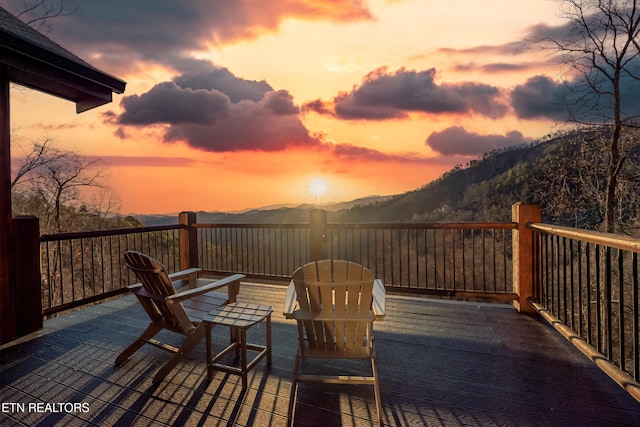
(437, 39), (530, 57)
(437, 22), (572, 58)
(510, 70), (640, 123)
(119, 82), (230, 125)
(305, 67), (509, 120)
(331, 143), (436, 163)
(173, 63), (273, 103)
(116, 65), (319, 152)
(2, 0), (373, 71)
(436, 22), (569, 77)
(524, 22), (574, 44)
(426, 126), (531, 156)
(510, 75), (571, 121)
(453, 62), (542, 73)
(163, 90), (316, 152)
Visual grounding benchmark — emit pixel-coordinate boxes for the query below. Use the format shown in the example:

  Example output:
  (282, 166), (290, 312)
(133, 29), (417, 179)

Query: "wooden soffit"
(0, 7), (126, 112)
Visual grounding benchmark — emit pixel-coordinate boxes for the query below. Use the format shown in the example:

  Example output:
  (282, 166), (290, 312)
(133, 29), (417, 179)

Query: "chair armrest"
(283, 280), (297, 319)
(130, 285), (172, 303)
(168, 273), (245, 303)
(128, 268), (202, 293)
(168, 267), (201, 289)
(127, 283), (143, 291)
(372, 279), (386, 320)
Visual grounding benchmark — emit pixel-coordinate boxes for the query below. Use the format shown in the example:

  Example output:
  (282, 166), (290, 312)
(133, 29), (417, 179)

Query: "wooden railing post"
(512, 203), (541, 314)
(179, 211), (198, 270)
(309, 209), (328, 261)
(0, 67), (14, 343)
(12, 216), (42, 337)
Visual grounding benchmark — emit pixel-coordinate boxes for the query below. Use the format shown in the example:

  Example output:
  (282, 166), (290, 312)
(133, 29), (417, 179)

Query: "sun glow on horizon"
(309, 178), (329, 199)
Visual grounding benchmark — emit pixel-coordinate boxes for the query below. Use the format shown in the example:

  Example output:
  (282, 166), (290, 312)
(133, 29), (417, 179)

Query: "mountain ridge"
(134, 195), (396, 226)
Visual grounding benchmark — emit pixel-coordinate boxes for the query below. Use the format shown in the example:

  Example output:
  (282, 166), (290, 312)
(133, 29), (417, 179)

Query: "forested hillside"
(335, 140), (552, 223)
(334, 127), (640, 231)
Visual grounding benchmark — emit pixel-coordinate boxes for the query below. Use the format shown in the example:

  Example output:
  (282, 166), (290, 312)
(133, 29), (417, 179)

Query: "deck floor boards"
(1, 283), (640, 426)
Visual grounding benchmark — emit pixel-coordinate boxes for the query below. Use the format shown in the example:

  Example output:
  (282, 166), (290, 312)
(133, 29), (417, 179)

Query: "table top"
(204, 302), (273, 328)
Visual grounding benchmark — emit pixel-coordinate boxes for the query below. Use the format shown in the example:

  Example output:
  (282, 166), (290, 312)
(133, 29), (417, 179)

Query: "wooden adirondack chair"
(115, 250), (245, 384)
(284, 259), (385, 425)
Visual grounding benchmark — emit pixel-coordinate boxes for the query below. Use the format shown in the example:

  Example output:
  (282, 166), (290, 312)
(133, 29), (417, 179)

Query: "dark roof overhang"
(0, 8), (126, 112)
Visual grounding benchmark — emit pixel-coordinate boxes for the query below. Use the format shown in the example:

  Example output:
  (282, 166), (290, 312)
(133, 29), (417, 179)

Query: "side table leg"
(266, 313), (272, 366)
(234, 326), (240, 360)
(206, 322), (213, 382)
(240, 327), (248, 390)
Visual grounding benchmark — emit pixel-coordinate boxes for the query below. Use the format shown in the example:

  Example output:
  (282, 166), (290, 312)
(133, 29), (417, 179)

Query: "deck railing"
(326, 222), (516, 298)
(529, 222), (640, 392)
(38, 210), (519, 315)
(195, 220), (516, 300)
(40, 224), (183, 315)
(195, 222), (310, 280)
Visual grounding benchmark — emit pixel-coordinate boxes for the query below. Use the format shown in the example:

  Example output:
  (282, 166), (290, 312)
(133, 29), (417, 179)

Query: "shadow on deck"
(1, 283), (639, 426)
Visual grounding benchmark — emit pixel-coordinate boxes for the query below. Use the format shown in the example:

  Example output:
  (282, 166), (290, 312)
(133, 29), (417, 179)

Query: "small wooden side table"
(204, 302), (273, 390)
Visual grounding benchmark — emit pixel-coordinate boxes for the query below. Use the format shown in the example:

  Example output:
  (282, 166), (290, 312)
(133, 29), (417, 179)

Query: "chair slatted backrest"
(292, 260), (375, 355)
(124, 251), (193, 334)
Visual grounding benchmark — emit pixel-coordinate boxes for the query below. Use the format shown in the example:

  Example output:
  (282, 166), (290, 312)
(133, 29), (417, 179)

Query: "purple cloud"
(115, 64), (319, 152)
(426, 126), (531, 156)
(305, 67), (509, 120)
(163, 90), (317, 152)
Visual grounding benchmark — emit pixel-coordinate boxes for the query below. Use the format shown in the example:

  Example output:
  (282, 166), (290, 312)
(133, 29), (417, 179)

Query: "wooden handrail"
(193, 221), (517, 230)
(529, 222), (640, 253)
(529, 298), (640, 404)
(40, 224), (184, 241)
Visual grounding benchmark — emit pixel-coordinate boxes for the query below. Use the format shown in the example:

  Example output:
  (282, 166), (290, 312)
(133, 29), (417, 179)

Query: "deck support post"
(309, 209), (327, 261)
(512, 203), (541, 314)
(179, 212), (198, 269)
(0, 66), (14, 343)
(13, 216), (42, 336)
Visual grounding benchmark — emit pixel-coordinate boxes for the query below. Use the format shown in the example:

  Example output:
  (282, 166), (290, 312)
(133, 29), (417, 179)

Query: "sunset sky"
(4, 0), (577, 214)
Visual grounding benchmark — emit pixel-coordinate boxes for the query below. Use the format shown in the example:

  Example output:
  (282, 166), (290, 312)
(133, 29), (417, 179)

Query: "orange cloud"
(46, 0), (373, 73)
(280, 0), (373, 22)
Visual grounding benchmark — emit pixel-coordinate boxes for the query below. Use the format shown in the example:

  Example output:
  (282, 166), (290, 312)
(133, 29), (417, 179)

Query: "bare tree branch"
(539, 0), (640, 232)
(11, 138), (67, 189)
(9, 0), (77, 33)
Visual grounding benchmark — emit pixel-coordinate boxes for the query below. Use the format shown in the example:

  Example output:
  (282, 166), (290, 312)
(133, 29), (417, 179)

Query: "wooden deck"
(1, 282), (640, 426)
